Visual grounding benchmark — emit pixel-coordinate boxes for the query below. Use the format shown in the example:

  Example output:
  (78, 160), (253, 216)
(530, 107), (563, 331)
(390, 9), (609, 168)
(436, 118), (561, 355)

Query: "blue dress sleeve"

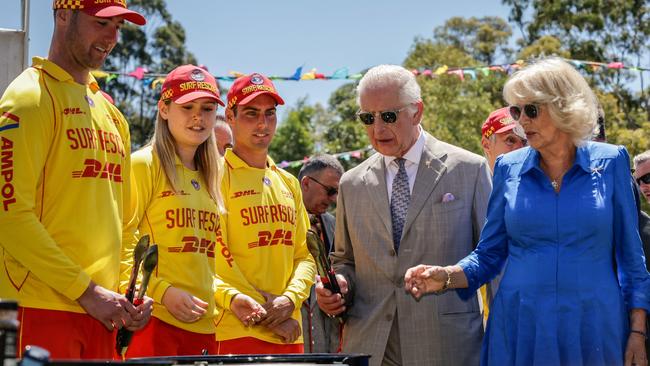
(613, 146), (650, 312)
(456, 155), (510, 300)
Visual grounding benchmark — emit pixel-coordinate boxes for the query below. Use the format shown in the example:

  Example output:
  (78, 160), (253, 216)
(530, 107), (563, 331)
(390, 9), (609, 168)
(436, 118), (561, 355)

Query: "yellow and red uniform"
(0, 57), (131, 357)
(214, 150), (315, 345)
(120, 146), (219, 354)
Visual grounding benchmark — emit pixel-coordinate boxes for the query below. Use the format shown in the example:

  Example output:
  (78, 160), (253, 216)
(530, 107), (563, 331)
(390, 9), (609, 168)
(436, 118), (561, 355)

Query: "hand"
(270, 318), (301, 344)
(315, 274), (348, 317)
(231, 293), (266, 327)
(125, 296), (153, 331)
(77, 281), (136, 331)
(404, 265), (447, 300)
(161, 286), (208, 323)
(625, 332), (648, 366)
(257, 291), (295, 329)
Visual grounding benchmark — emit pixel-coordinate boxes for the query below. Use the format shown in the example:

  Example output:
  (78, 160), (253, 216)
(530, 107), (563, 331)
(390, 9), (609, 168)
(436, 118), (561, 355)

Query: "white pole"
(22, 0), (30, 68)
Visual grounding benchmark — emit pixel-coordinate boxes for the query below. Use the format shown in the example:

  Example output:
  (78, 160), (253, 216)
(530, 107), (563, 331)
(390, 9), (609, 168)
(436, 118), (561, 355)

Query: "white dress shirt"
(383, 128), (425, 202)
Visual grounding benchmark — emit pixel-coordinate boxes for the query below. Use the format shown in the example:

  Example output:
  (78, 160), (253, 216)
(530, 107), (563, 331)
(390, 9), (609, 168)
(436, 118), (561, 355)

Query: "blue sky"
(4, 0), (515, 112)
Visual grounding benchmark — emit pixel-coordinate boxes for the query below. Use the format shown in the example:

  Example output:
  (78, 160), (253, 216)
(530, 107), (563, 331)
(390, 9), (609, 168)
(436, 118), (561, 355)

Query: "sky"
(3, 0), (515, 113)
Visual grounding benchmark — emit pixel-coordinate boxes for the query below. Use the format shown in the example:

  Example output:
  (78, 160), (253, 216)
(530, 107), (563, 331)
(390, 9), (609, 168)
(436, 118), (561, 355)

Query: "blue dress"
(457, 142), (650, 366)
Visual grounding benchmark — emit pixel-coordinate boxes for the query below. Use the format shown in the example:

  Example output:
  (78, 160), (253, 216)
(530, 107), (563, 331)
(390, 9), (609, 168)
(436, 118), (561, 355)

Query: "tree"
(433, 17), (513, 65)
(403, 38), (508, 155)
(100, 0), (197, 147)
(502, 0), (649, 120)
(269, 98), (317, 174)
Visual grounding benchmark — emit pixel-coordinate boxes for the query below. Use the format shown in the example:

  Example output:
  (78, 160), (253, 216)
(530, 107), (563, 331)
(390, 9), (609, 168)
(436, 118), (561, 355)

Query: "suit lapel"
(362, 155), (392, 234)
(402, 135), (447, 238)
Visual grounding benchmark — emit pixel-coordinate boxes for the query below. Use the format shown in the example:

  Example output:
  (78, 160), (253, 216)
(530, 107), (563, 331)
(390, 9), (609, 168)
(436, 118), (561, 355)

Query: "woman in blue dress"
(404, 57), (650, 366)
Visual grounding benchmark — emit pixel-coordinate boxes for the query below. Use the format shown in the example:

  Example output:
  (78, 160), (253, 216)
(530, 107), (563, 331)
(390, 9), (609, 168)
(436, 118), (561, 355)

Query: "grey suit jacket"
(331, 132), (492, 366)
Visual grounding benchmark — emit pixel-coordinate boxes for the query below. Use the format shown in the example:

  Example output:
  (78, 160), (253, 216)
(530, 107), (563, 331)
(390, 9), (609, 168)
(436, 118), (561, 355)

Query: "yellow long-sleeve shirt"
(120, 146), (218, 334)
(0, 57), (131, 312)
(214, 150), (315, 344)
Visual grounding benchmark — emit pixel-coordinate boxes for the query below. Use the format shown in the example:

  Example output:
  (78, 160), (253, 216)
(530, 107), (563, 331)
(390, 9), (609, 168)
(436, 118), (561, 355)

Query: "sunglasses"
(307, 176), (338, 196)
(509, 104), (539, 121)
(356, 106), (409, 125)
(637, 173), (650, 185)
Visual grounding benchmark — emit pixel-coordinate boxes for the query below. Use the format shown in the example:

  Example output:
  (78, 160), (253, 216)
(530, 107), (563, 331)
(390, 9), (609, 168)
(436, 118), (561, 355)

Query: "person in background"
(214, 114), (233, 156)
(481, 107), (527, 172)
(634, 151), (650, 205)
(0, 0), (152, 359)
(214, 73), (316, 354)
(317, 64), (491, 366)
(298, 154), (344, 353)
(405, 57), (650, 366)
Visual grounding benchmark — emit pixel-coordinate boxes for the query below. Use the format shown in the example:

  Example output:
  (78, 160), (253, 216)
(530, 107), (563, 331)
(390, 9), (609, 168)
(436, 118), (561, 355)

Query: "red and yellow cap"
(53, 0), (146, 26)
(482, 107), (519, 139)
(160, 65), (224, 106)
(227, 73), (284, 109)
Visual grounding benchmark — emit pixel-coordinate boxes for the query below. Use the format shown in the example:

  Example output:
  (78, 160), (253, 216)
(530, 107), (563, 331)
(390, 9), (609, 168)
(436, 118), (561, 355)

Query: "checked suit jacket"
(331, 132), (492, 366)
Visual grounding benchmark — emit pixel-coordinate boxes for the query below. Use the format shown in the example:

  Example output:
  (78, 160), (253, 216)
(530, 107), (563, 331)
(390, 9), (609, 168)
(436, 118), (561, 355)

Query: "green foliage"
(502, 0), (649, 162)
(433, 16), (513, 64)
(269, 98), (317, 175)
(101, 0), (197, 148)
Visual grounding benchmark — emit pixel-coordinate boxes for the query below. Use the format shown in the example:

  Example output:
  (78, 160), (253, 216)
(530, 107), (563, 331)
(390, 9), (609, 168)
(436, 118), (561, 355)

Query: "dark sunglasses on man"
(637, 173), (650, 185)
(356, 105), (410, 125)
(307, 176), (338, 196)
(509, 104), (539, 121)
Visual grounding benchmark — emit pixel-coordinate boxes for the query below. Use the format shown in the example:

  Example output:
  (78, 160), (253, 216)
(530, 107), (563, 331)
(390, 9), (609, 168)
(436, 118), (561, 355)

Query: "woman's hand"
(161, 286), (208, 323)
(404, 265), (448, 299)
(624, 331), (647, 366)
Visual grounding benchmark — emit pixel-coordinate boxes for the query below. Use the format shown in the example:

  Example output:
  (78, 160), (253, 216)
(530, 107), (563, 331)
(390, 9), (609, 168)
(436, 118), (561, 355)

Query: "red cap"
(227, 73), (284, 109)
(53, 0), (146, 26)
(160, 65), (225, 106)
(482, 107), (519, 139)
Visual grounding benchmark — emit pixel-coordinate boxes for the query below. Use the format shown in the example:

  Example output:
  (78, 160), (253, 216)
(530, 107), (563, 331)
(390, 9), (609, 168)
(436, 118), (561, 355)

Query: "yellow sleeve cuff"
(150, 279), (172, 304)
(65, 271), (91, 301)
(281, 291), (298, 308)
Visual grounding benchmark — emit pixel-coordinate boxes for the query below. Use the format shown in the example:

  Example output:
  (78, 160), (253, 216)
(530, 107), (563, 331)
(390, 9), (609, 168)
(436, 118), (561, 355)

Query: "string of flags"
(277, 146), (374, 169)
(91, 58), (650, 91)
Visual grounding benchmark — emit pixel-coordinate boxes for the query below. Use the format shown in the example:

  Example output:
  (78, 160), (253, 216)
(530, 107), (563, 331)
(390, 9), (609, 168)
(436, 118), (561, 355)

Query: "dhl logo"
(168, 235), (215, 258)
(159, 190), (189, 198)
(230, 189), (260, 199)
(64, 107), (85, 115)
(248, 229), (293, 249)
(71, 158), (122, 182)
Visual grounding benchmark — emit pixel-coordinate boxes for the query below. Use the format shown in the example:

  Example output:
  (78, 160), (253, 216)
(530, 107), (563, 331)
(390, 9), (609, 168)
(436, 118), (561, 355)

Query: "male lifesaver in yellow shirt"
(120, 65), (262, 357)
(214, 73), (316, 354)
(0, 0), (152, 360)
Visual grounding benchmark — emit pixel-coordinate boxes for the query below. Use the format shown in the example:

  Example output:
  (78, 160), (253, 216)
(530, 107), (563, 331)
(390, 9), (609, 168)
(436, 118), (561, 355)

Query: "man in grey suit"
(298, 154), (345, 353)
(316, 64), (492, 365)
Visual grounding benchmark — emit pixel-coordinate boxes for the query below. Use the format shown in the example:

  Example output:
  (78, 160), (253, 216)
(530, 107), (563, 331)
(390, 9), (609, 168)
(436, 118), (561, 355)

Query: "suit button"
(385, 313), (393, 321)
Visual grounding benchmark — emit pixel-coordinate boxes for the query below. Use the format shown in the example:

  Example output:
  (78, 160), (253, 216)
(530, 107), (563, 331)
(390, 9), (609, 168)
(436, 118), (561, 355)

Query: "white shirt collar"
(383, 126), (425, 168)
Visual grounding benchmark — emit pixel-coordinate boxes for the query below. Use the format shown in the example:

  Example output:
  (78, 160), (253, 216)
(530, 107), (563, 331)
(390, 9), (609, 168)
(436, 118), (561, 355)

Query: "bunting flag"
(91, 58), (649, 89)
(277, 146), (374, 169)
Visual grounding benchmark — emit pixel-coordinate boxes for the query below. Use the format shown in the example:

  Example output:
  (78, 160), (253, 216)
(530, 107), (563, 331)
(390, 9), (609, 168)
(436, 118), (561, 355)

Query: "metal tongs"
(306, 215), (345, 322)
(116, 236), (158, 357)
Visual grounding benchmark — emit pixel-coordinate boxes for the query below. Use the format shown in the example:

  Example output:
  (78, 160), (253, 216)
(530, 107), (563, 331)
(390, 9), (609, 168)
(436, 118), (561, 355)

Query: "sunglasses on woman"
(637, 173), (650, 185)
(509, 104), (539, 121)
(356, 106), (409, 125)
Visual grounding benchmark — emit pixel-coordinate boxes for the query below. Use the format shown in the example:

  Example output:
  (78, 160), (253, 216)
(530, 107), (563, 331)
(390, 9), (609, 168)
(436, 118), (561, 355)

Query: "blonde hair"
(503, 57), (598, 146)
(149, 100), (224, 212)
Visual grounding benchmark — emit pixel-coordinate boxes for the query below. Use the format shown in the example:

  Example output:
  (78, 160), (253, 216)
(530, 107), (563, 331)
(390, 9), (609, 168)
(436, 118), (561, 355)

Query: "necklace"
(551, 179), (560, 191)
